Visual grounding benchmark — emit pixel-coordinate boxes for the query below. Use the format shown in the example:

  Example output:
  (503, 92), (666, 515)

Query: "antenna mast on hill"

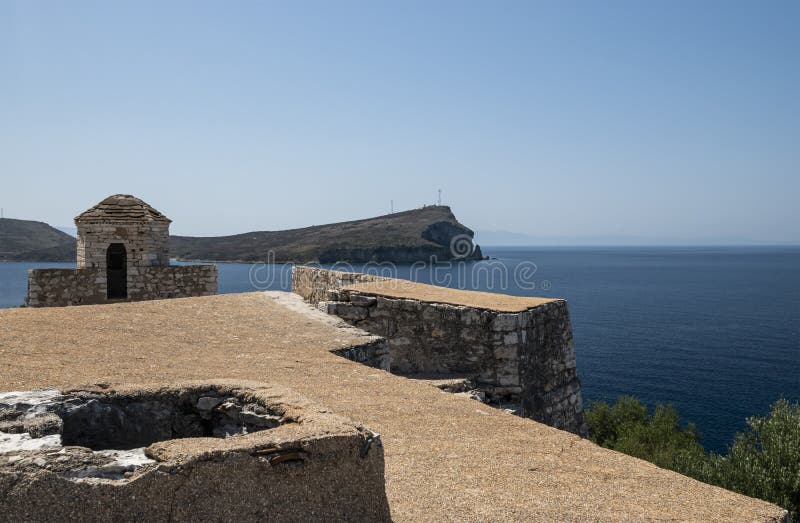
(437, 189), (442, 205)
(390, 200), (394, 214)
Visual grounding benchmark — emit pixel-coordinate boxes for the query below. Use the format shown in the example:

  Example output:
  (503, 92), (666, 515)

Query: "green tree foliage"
(585, 396), (706, 471)
(704, 400), (800, 518)
(586, 397), (799, 518)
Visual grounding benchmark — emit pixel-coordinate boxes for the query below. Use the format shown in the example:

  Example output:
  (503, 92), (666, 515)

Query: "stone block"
(497, 375), (520, 391)
(493, 344), (518, 360)
(350, 294), (377, 307)
(430, 327), (447, 338)
(460, 309), (481, 325)
(491, 314), (519, 332)
(334, 304), (369, 321)
(325, 289), (343, 301)
(376, 297), (396, 310)
(399, 299), (419, 312)
(459, 328), (479, 342)
(421, 307), (441, 321)
(390, 337), (412, 347)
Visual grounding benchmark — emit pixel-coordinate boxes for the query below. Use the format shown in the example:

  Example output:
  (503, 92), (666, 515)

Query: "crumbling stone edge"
(0, 380), (392, 521)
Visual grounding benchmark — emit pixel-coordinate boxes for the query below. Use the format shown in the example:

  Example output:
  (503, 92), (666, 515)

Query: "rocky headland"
(170, 205), (483, 263)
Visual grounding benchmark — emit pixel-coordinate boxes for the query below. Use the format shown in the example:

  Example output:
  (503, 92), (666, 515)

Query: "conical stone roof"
(75, 194), (171, 224)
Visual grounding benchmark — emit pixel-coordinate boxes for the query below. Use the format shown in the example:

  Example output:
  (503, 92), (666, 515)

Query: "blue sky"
(1, 1), (798, 243)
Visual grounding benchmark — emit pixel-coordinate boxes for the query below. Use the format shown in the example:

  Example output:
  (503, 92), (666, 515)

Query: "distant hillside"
(171, 206), (483, 263)
(0, 218), (76, 261)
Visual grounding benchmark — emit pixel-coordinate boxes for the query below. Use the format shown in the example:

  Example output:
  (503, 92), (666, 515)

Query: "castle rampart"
(0, 291), (788, 521)
(292, 266), (587, 436)
(27, 265), (217, 307)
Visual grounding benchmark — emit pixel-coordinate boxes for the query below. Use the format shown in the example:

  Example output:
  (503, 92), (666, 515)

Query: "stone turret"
(75, 194), (172, 269)
(27, 194), (217, 307)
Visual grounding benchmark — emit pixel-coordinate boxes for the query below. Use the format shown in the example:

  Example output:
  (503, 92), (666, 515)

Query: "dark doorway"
(106, 243), (127, 299)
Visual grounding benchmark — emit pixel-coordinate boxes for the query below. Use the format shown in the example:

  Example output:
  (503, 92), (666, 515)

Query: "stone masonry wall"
(503, 301), (586, 434)
(134, 265), (218, 301)
(291, 265), (389, 304)
(322, 292), (520, 403)
(25, 268), (106, 307)
(331, 338), (391, 371)
(77, 222), (170, 269)
(27, 265), (217, 307)
(292, 267), (588, 436)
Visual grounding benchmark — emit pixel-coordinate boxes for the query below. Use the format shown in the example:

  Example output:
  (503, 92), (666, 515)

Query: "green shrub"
(586, 397), (799, 518)
(703, 400), (800, 517)
(586, 396), (705, 471)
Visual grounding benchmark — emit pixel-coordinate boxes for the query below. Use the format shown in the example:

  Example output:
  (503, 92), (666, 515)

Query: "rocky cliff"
(170, 206), (483, 263)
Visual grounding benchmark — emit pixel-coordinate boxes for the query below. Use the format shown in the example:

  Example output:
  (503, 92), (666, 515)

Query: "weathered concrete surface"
(0, 381), (390, 522)
(0, 293), (789, 522)
(345, 279), (559, 312)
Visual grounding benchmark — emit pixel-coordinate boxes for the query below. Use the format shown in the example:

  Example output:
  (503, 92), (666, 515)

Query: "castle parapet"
(292, 266), (587, 436)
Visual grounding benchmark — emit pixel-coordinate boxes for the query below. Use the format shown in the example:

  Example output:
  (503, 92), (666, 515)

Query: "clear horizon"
(2, 1), (798, 243)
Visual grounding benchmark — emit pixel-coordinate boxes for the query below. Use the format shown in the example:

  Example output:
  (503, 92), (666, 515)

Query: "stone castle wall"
(291, 266), (389, 303)
(292, 266), (587, 436)
(77, 222), (170, 269)
(25, 268), (106, 307)
(321, 291), (522, 402)
(27, 265), (217, 307)
(505, 301), (584, 432)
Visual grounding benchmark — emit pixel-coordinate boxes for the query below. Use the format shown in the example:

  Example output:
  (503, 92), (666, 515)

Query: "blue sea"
(1, 246), (798, 453)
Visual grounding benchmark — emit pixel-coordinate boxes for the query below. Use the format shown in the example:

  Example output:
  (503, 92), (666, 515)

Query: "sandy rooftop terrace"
(344, 279), (558, 312)
(0, 291), (787, 522)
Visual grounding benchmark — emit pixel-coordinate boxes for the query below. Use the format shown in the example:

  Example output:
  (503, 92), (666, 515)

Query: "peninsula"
(170, 205), (483, 263)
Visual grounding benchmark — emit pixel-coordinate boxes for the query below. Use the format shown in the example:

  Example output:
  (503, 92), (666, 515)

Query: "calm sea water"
(1, 246), (798, 453)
